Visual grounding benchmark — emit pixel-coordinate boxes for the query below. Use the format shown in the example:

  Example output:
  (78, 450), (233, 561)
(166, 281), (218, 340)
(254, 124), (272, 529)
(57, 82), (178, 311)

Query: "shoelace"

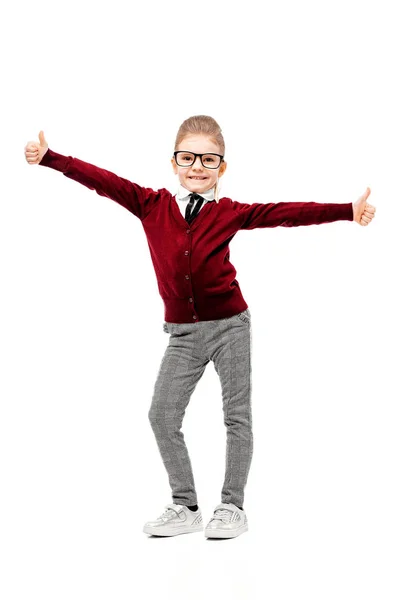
(211, 508), (232, 523)
(158, 506), (181, 522)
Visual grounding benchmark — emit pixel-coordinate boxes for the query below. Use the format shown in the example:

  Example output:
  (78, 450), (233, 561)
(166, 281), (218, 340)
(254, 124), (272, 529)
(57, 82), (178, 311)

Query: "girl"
(24, 115), (376, 539)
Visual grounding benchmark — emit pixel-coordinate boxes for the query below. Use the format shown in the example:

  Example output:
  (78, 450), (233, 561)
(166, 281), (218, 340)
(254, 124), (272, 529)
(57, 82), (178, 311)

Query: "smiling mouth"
(189, 176), (207, 180)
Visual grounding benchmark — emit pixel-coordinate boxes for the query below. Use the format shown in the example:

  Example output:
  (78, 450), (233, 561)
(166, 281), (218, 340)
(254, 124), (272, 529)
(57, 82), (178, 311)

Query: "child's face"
(171, 134), (227, 194)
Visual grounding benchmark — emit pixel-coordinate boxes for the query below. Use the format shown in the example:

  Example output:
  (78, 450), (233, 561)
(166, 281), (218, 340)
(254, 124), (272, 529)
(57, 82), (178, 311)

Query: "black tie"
(185, 193), (205, 224)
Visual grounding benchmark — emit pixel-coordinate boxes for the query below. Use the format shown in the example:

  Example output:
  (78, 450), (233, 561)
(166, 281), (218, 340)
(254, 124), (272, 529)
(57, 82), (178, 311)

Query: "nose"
(192, 156), (203, 169)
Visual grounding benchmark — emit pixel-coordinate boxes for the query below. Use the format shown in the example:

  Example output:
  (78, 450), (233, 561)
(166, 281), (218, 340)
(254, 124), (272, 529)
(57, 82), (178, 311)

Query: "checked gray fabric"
(149, 309), (253, 508)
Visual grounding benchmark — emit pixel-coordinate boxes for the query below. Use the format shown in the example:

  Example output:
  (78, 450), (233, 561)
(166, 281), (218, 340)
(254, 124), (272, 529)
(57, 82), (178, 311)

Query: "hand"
(352, 187), (376, 226)
(24, 130), (49, 165)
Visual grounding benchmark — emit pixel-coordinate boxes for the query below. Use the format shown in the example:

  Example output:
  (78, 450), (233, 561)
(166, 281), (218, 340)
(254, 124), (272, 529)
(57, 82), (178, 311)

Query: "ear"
(218, 161), (227, 178)
(171, 157), (178, 175)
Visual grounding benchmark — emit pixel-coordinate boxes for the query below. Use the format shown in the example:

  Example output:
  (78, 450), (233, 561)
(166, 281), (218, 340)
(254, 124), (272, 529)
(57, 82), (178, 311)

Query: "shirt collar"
(175, 184), (217, 203)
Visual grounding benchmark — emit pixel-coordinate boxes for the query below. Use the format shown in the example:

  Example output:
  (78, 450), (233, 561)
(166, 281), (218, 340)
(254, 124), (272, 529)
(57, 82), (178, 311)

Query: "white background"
(1, 0), (399, 598)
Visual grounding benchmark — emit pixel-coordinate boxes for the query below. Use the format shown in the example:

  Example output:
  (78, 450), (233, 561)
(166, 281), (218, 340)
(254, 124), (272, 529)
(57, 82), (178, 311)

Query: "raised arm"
(24, 131), (159, 220)
(235, 188), (375, 230)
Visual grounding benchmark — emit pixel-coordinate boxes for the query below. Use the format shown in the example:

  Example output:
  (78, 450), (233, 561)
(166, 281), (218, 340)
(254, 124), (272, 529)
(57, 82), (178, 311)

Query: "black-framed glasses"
(173, 151), (224, 169)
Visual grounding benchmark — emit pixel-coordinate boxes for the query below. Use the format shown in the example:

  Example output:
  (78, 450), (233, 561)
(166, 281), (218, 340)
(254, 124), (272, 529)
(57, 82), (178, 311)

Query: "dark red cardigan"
(39, 149), (354, 323)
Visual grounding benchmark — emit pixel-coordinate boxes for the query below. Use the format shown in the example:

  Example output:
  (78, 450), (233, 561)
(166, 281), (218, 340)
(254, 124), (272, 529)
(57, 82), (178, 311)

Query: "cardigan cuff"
(38, 148), (70, 172)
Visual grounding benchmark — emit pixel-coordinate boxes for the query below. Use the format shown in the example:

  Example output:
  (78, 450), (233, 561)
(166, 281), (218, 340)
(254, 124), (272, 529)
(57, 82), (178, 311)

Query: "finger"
(38, 130), (47, 146)
(363, 208), (375, 217)
(365, 187), (371, 199)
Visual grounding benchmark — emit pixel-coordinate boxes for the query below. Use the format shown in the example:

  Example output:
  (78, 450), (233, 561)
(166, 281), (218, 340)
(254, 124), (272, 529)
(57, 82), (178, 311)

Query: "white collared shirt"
(175, 184), (217, 218)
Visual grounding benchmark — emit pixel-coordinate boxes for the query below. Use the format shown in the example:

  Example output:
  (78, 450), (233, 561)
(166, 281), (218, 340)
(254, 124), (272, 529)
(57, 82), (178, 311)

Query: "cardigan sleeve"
(233, 200), (354, 229)
(38, 148), (160, 220)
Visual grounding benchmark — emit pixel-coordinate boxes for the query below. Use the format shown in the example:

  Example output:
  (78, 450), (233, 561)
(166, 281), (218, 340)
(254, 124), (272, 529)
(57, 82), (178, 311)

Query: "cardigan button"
(189, 298), (193, 302)
(185, 275), (189, 279)
(184, 251), (189, 255)
(186, 229), (191, 234)
(192, 315), (197, 320)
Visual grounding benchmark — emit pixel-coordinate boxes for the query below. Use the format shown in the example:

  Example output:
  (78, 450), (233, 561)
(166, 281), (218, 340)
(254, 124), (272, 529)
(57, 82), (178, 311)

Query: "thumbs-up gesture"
(24, 130), (49, 165)
(352, 187), (376, 226)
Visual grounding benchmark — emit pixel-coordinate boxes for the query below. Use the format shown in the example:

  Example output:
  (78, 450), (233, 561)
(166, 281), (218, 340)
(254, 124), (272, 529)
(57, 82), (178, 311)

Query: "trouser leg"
(149, 325), (209, 506)
(211, 311), (253, 508)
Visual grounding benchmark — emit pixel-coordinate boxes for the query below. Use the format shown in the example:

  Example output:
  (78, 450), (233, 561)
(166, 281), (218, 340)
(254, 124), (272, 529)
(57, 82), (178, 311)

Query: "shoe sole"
(143, 524), (204, 537)
(204, 524), (248, 539)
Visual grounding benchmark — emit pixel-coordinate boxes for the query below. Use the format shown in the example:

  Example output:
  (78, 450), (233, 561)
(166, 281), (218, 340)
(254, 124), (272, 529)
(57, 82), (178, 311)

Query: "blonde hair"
(174, 115), (225, 154)
(174, 115), (225, 202)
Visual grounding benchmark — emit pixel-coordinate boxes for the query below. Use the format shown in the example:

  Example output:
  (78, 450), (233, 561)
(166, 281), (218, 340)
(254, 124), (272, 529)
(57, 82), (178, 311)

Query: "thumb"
(38, 130), (48, 147)
(356, 186), (371, 207)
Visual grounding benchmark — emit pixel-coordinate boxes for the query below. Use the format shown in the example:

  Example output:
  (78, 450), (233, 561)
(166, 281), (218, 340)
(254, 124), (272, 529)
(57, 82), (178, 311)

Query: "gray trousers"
(148, 309), (253, 508)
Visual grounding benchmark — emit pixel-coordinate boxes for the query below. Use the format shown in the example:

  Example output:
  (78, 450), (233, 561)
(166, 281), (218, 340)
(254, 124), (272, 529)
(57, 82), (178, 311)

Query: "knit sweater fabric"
(38, 149), (354, 323)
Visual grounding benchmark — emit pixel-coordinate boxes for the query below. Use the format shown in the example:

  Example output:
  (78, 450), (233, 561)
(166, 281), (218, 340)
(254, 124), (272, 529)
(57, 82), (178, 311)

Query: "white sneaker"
(204, 503), (248, 539)
(143, 503), (203, 537)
